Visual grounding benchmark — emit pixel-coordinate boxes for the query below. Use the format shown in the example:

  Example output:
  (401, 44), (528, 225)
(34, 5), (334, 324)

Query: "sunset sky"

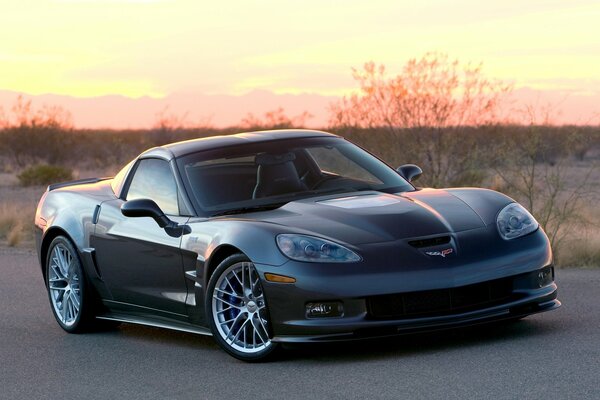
(1, 0), (599, 127)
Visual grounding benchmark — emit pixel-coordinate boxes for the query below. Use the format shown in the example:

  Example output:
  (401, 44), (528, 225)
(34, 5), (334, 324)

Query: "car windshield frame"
(175, 136), (414, 217)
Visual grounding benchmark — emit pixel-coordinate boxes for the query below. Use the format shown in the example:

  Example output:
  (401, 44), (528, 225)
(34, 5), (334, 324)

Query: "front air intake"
(408, 235), (451, 248)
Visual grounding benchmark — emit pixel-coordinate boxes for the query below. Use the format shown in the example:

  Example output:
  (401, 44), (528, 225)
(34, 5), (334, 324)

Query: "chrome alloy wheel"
(48, 243), (81, 327)
(211, 261), (271, 353)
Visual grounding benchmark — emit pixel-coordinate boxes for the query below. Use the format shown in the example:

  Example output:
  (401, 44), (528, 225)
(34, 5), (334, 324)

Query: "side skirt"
(96, 313), (213, 337)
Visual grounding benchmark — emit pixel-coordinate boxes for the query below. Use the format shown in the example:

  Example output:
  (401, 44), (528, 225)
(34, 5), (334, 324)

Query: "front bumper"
(270, 282), (559, 343)
(258, 227), (558, 342)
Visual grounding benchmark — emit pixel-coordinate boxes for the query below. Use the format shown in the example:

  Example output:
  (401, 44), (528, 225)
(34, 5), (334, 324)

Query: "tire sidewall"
(45, 236), (89, 333)
(205, 253), (279, 362)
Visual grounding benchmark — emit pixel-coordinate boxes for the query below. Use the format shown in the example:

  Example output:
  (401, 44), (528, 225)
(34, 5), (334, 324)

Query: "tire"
(206, 254), (280, 361)
(45, 236), (96, 333)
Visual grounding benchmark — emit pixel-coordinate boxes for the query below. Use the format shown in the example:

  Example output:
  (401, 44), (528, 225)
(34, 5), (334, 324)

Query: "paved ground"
(1, 246), (599, 400)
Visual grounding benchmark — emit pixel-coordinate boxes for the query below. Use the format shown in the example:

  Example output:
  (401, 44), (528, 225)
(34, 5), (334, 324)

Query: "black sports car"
(35, 129), (559, 361)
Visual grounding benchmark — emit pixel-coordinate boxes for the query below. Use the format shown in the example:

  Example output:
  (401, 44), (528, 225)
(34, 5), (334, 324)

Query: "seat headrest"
(255, 152), (296, 166)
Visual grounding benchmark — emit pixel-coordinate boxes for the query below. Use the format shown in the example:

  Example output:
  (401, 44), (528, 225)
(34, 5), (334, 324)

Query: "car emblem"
(425, 248), (454, 258)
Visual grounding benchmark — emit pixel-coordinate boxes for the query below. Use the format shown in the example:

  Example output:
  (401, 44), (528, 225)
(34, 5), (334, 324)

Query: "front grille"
(366, 277), (518, 319)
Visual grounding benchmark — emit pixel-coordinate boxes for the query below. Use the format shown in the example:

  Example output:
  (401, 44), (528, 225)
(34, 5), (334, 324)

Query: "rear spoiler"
(47, 177), (112, 191)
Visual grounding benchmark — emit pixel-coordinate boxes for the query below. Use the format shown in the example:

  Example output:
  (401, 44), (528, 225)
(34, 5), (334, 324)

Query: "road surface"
(1, 247), (598, 399)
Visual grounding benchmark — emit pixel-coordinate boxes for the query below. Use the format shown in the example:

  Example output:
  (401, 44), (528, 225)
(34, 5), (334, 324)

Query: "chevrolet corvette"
(35, 129), (559, 361)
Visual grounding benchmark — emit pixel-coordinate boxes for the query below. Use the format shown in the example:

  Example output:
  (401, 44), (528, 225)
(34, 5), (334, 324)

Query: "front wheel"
(206, 254), (280, 361)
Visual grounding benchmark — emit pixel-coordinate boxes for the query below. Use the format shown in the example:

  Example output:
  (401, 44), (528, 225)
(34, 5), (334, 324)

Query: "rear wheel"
(46, 236), (95, 333)
(206, 254), (279, 361)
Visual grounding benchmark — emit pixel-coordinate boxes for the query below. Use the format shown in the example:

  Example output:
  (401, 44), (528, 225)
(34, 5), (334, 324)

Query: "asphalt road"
(1, 247), (599, 400)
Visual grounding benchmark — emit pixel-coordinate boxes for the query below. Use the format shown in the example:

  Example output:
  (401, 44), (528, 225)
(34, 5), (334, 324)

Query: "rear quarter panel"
(35, 181), (116, 271)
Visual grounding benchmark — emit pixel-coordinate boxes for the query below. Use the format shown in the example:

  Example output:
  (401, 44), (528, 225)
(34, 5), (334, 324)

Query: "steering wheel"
(311, 173), (339, 190)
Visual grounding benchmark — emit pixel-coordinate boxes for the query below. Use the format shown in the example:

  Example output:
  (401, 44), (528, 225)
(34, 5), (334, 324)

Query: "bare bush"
(330, 53), (511, 187)
(0, 96), (73, 168)
(492, 125), (597, 261)
(240, 107), (312, 130)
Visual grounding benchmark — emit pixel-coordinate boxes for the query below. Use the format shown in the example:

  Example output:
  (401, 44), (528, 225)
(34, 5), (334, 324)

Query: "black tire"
(45, 236), (96, 333)
(206, 253), (280, 362)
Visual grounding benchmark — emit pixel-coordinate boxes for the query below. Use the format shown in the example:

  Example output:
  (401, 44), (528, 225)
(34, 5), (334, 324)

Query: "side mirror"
(121, 199), (191, 237)
(396, 164), (423, 183)
(121, 198), (172, 228)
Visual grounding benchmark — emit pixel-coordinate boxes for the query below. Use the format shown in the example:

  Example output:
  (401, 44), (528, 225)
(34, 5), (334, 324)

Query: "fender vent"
(408, 235), (450, 248)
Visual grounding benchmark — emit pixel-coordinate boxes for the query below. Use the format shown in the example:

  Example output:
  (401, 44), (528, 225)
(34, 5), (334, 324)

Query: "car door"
(91, 157), (190, 317)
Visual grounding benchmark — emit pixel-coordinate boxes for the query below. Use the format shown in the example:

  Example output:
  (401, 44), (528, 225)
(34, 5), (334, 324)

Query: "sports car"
(35, 129), (560, 361)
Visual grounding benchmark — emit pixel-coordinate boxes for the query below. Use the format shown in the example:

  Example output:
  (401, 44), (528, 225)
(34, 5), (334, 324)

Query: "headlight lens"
(276, 234), (361, 263)
(496, 203), (539, 240)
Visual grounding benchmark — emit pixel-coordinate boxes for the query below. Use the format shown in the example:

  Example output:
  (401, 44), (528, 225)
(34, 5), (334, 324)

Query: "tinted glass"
(177, 137), (413, 216)
(126, 159), (179, 215)
(111, 159), (135, 196)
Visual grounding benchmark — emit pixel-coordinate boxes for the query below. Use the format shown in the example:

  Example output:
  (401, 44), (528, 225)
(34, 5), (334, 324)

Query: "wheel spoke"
(230, 318), (249, 344)
(224, 311), (245, 340)
(241, 263), (246, 292)
(60, 296), (68, 321)
(224, 276), (237, 293)
(224, 313), (244, 342)
(50, 264), (66, 281)
(251, 317), (266, 346)
(214, 287), (242, 299)
(216, 306), (233, 314)
(67, 297), (73, 321)
(231, 270), (243, 289)
(219, 316), (237, 326)
(257, 313), (269, 337)
(56, 247), (68, 277)
(213, 295), (241, 310)
(70, 292), (80, 311)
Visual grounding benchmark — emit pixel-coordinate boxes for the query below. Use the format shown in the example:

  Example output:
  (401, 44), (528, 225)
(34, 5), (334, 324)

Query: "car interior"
(185, 149), (321, 208)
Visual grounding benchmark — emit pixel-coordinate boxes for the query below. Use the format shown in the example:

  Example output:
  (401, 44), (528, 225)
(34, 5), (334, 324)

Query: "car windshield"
(176, 136), (414, 216)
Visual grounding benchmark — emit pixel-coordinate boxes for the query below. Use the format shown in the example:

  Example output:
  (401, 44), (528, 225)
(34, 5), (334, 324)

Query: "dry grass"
(0, 170), (51, 249)
(0, 204), (20, 236)
(0, 203), (34, 247)
(553, 203), (600, 267)
(558, 231), (600, 267)
(7, 222), (24, 246)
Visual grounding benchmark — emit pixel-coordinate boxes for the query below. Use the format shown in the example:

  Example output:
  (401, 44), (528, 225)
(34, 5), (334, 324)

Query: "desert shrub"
(0, 96), (74, 168)
(17, 165), (73, 186)
(7, 223), (24, 246)
(0, 205), (20, 238)
(329, 53), (511, 187)
(491, 125), (598, 261)
(0, 204), (33, 246)
(559, 232), (600, 267)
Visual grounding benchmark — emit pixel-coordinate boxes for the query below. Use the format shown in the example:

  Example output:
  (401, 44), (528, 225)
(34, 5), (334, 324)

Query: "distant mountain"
(0, 87), (597, 129)
(0, 89), (337, 129)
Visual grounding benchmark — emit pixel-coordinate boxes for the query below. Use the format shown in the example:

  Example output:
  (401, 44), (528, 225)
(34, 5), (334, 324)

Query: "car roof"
(140, 129), (339, 160)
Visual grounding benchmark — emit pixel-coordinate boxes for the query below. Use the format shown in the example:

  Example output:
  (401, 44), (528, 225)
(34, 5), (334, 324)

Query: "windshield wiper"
(211, 202), (287, 217)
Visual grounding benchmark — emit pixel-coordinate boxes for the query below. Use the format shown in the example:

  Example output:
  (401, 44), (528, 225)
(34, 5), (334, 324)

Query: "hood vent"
(408, 235), (451, 248)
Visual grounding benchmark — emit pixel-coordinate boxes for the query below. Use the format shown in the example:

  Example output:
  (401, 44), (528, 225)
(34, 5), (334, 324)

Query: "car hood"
(242, 189), (509, 245)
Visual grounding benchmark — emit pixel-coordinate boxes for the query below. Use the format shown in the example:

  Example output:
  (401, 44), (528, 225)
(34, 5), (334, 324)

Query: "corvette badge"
(425, 248), (454, 258)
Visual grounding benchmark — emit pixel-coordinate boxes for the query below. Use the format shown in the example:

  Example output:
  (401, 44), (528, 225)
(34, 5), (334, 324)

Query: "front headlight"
(496, 203), (539, 240)
(276, 234), (361, 263)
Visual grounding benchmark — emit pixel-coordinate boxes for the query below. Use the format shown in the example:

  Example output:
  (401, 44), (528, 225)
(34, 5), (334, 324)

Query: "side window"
(111, 159), (135, 196)
(126, 159), (179, 215)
